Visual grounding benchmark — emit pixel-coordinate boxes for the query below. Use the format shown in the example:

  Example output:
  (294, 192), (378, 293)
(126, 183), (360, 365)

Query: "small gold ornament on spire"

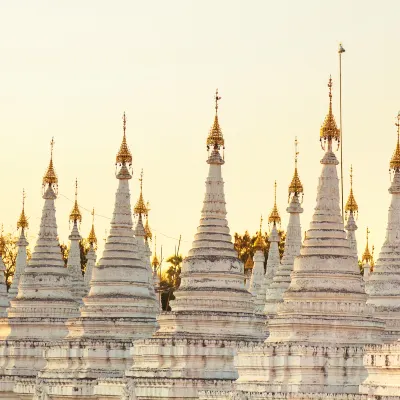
(134, 169), (148, 216)
(345, 165), (358, 219)
(268, 181), (281, 226)
(116, 112), (133, 166)
(144, 201), (152, 242)
(17, 189), (29, 230)
(254, 215), (266, 251)
(320, 76), (340, 150)
(69, 179), (82, 223)
(206, 89), (225, 151)
(151, 236), (160, 268)
(362, 227), (372, 264)
(43, 137), (58, 189)
(88, 208), (97, 247)
(390, 111), (400, 172)
(288, 137), (304, 201)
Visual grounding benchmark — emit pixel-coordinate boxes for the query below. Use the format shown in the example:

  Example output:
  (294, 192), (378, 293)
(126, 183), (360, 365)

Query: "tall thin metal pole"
(339, 43), (345, 223)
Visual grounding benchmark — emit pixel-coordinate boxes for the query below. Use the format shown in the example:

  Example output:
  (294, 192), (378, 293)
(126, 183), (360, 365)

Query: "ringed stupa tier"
(223, 78), (384, 400)
(67, 179), (86, 303)
(256, 181), (281, 312)
(8, 190), (29, 300)
(1, 139), (79, 397)
(249, 216), (266, 311)
(84, 208), (97, 290)
(345, 165), (359, 257)
(264, 138), (304, 317)
(125, 91), (265, 400)
(366, 111), (400, 343)
(35, 113), (158, 399)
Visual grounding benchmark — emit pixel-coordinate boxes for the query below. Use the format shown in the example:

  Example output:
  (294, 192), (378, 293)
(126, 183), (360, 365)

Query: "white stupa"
(124, 91), (265, 399)
(264, 139), (304, 317)
(344, 165), (359, 257)
(216, 78), (384, 400)
(0, 232), (9, 317)
(84, 208), (97, 290)
(35, 113), (158, 398)
(1, 138), (80, 397)
(8, 190), (29, 300)
(366, 112), (400, 342)
(66, 179), (87, 303)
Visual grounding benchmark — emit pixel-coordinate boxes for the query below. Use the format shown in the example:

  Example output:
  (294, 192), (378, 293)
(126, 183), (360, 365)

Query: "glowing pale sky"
(1, 0), (400, 261)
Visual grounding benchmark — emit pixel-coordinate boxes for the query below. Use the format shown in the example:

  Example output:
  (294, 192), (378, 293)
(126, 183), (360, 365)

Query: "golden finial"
(134, 169), (148, 215)
(320, 76), (340, 148)
(206, 89), (225, 151)
(288, 137), (304, 200)
(268, 181), (281, 226)
(43, 137), (58, 187)
(144, 201), (152, 241)
(254, 215), (266, 251)
(17, 189), (29, 230)
(116, 112), (133, 165)
(362, 227), (372, 264)
(0, 225), (5, 257)
(244, 253), (254, 270)
(390, 112), (400, 172)
(69, 178), (82, 223)
(345, 165), (358, 218)
(151, 236), (160, 268)
(88, 208), (97, 246)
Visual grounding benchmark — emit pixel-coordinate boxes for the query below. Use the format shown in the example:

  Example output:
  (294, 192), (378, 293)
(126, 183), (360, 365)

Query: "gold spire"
(88, 208), (97, 246)
(362, 227), (372, 264)
(134, 169), (148, 215)
(268, 181), (281, 225)
(390, 112), (400, 172)
(69, 179), (82, 223)
(345, 165), (358, 216)
(116, 112), (133, 165)
(43, 137), (58, 186)
(17, 189), (29, 230)
(254, 215), (266, 251)
(244, 253), (254, 269)
(0, 226), (5, 257)
(320, 77), (340, 145)
(206, 89), (225, 150)
(144, 201), (152, 241)
(151, 236), (160, 268)
(288, 137), (304, 199)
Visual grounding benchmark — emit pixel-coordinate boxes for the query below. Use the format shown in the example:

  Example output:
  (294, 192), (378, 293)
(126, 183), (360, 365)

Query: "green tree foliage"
(2, 233), (32, 290)
(234, 228), (286, 267)
(162, 253), (183, 311)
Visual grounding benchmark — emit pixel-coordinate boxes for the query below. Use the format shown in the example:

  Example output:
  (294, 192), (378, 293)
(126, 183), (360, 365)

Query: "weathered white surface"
(84, 243), (96, 290)
(249, 250), (265, 312)
(264, 194), (303, 316)
(0, 257), (9, 317)
(8, 229), (28, 301)
(345, 211), (358, 258)
(366, 170), (400, 342)
(67, 220), (86, 303)
(2, 183), (79, 397)
(35, 134), (158, 398)
(228, 138), (384, 399)
(125, 116), (265, 399)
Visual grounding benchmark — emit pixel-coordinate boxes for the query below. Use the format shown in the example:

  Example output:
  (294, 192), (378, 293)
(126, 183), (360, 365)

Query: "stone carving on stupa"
(84, 208), (97, 290)
(123, 91), (265, 400)
(66, 179), (86, 303)
(365, 111), (400, 343)
(1, 138), (80, 397)
(8, 190), (29, 300)
(344, 165), (359, 257)
(34, 113), (158, 398)
(211, 77), (385, 400)
(264, 138), (304, 317)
